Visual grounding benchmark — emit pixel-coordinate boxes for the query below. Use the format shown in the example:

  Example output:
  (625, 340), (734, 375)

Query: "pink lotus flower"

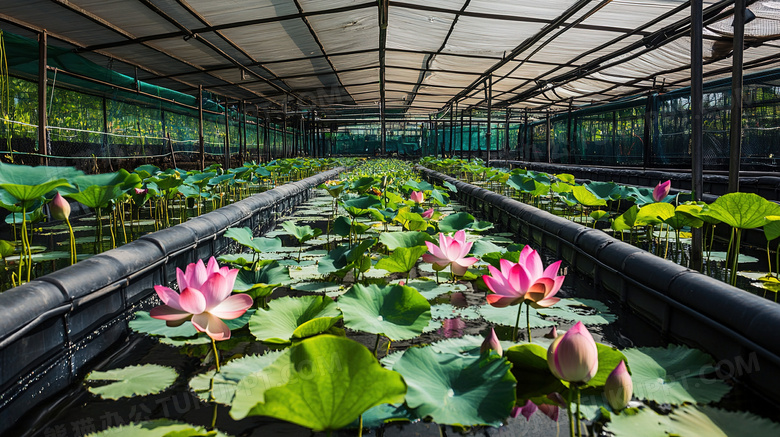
(511, 399), (559, 422)
(150, 257), (253, 341)
(604, 360), (632, 411)
(481, 327), (503, 356)
(51, 192), (71, 220)
(134, 187), (148, 195)
(547, 322), (599, 383)
(410, 191), (424, 204)
(421, 208), (434, 219)
(422, 230), (478, 276)
(484, 246), (564, 309)
(653, 180), (671, 202)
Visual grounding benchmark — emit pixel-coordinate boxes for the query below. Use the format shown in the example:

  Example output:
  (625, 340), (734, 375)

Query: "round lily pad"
(477, 303), (556, 329)
(189, 351), (283, 404)
(249, 295), (342, 345)
(338, 283), (431, 341)
(85, 364), (177, 400)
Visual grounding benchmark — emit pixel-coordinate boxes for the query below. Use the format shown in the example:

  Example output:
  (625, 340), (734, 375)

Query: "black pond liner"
(0, 167), (344, 434)
(417, 165), (780, 405)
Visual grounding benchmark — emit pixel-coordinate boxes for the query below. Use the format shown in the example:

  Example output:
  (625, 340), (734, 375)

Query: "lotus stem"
(526, 303), (532, 343)
(211, 338), (221, 373)
(65, 217), (76, 265)
(373, 333), (381, 357)
(513, 302), (523, 342)
(576, 385), (582, 437)
(731, 229), (742, 286)
(210, 403), (218, 429)
(17, 207), (25, 284)
(358, 415), (363, 437)
(567, 387), (575, 437)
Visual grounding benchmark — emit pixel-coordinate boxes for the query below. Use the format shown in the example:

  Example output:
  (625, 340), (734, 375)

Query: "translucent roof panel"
(1, 0), (779, 116)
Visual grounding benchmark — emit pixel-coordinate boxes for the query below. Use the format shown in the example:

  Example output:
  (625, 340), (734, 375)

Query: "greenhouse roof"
(1, 0), (779, 116)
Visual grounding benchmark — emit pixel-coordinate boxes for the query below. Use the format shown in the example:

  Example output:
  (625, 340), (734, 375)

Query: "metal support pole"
(643, 93), (653, 169)
(255, 105), (261, 163)
(224, 98), (230, 170)
(522, 111), (528, 161)
(505, 109), (510, 160)
(545, 112), (551, 163)
(449, 104), (455, 158)
(241, 101), (248, 162)
(460, 109), (464, 160)
(38, 30), (49, 166)
(486, 76), (492, 164)
(198, 85), (205, 170)
(102, 96), (109, 170)
(729, 0), (745, 193)
(691, 0), (704, 270)
(283, 112), (288, 158)
(381, 101), (387, 155)
(264, 113), (270, 161)
(468, 111), (473, 160)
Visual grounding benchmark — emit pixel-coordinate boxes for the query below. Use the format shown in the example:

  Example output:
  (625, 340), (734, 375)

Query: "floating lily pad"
(129, 310), (253, 346)
(289, 264), (325, 281)
(606, 405), (780, 437)
(85, 419), (232, 437)
(706, 251), (758, 264)
(535, 298), (616, 325)
(249, 295), (342, 345)
(85, 364), (177, 400)
(393, 346), (516, 426)
(189, 351), (283, 404)
(338, 284), (431, 341)
(623, 345), (731, 405)
(477, 304), (556, 329)
(393, 279), (467, 300)
(430, 303), (480, 320)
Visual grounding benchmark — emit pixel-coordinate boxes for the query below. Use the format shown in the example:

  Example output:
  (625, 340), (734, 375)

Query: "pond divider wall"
(0, 167), (343, 433)
(418, 165), (780, 403)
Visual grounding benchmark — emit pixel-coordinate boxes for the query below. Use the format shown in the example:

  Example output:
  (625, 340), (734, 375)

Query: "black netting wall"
(424, 70), (780, 172)
(0, 31), (301, 172)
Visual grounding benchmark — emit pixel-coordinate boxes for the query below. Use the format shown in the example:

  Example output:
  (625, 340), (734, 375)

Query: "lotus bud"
(410, 191), (424, 204)
(547, 321), (599, 383)
(604, 360), (632, 411)
(512, 399), (538, 421)
(481, 327), (503, 356)
(544, 326), (558, 339)
(653, 180), (671, 202)
(421, 208), (434, 219)
(50, 192), (71, 221)
(134, 187), (148, 195)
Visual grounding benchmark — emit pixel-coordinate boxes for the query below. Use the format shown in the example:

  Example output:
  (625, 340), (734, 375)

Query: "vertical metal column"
(486, 76), (492, 164)
(504, 109), (510, 160)
(198, 85), (205, 170)
(283, 107), (288, 158)
(241, 101), (248, 162)
(522, 111), (528, 161)
(566, 103), (572, 164)
(691, 0), (704, 270)
(729, 0), (745, 193)
(545, 112), (551, 163)
(102, 96), (110, 170)
(264, 112), (270, 161)
(468, 111), (473, 160)
(255, 105), (261, 163)
(224, 98), (230, 170)
(449, 104), (455, 157)
(460, 109), (464, 160)
(643, 93), (653, 169)
(38, 30), (49, 166)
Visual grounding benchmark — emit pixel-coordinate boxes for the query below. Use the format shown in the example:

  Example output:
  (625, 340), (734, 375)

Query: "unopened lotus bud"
(51, 192), (71, 220)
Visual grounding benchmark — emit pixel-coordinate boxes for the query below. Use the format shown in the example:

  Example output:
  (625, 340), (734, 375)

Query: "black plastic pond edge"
(0, 167), (344, 433)
(418, 165), (780, 404)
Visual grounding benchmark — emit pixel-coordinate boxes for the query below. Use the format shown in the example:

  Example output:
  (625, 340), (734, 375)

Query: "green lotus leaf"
(224, 227), (283, 253)
(189, 351), (283, 404)
(349, 176), (379, 193)
(635, 202), (675, 226)
(393, 346), (516, 426)
(338, 283), (431, 340)
(612, 205), (639, 231)
(217, 253), (256, 267)
(481, 250), (523, 269)
(764, 216), (780, 241)
(477, 303), (555, 329)
(431, 188), (449, 206)
(249, 295), (342, 345)
(438, 211), (476, 232)
(230, 336), (407, 432)
(0, 240), (14, 258)
(551, 182), (574, 194)
(624, 186), (658, 206)
(535, 298), (616, 326)
(442, 180), (458, 192)
(347, 403), (415, 429)
(133, 164), (161, 178)
(0, 162), (80, 204)
(375, 246), (428, 275)
(72, 169), (141, 191)
(281, 220), (322, 243)
(664, 208), (704, 229)
(586, 181), (621, 200)
(394, 279), (467, 300)
(590, 210), (609, 221)
(555, 173), (576, 184)
(505, 342), (567, 404)
(233, 262), (291, 298)
(85, 364), (177, 400)
(700, 192), (780, 230)
(394, 209), (428, 231)
(318, 239), (377, 275)
(343, 195), (382, 217)
(85, 419), (231, 437)
(65, 184), (126, 210)
(333, 215), (370, 236)
(378, 231), (434, 250)
(606, 405), (780, 437)
(623, 344), (731, 405)
(572, 185), (607, 207)
(428, 335), (514, 358)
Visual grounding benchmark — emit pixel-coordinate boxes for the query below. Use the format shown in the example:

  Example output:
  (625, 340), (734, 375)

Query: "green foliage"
(338, 283), (432, 340)
(375, 246), (428, 275)
(249, 295), (342, 345)
(224, 227), (283, 253)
